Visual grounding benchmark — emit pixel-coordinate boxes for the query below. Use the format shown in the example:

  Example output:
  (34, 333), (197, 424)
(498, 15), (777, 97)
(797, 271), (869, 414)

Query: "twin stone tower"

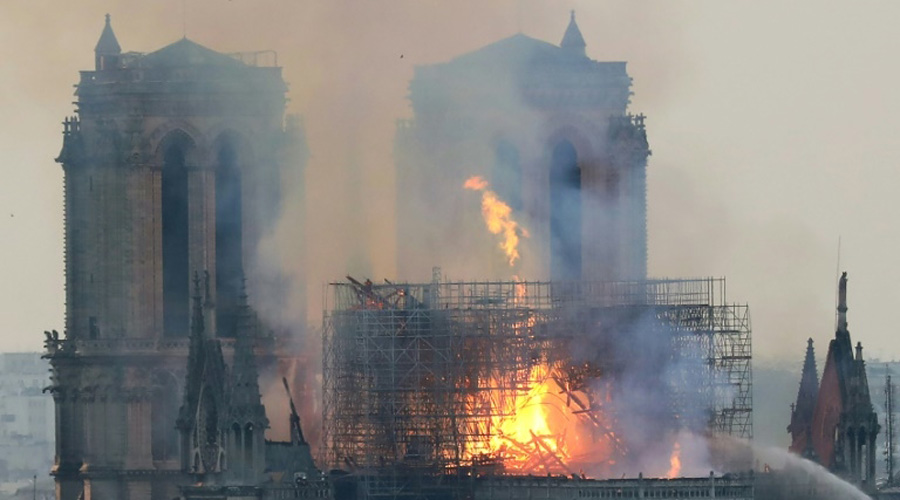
(46, 13), (650, 500)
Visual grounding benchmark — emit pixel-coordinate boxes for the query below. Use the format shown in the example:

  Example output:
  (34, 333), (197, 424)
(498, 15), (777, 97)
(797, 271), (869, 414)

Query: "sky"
(1, 0), (900, 369)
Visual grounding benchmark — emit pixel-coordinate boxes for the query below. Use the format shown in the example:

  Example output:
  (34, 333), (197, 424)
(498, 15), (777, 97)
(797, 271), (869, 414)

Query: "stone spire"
(560, 10), (587, 58)
(788, 338), (820, 459)
(225, 279), (268, 481)
(178, 273), (207, 434)
(838, 271), (849, 333)
(94, 14), (121, 70)
(229, 280), (265, 415)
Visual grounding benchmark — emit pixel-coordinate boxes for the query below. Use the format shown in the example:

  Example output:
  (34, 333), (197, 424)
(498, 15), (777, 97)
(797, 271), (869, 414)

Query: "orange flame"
(461, 362), (621, 476)
(666, 441), (682, 478)
(464, 175), (529, 266)
(463, 176), (489, 190)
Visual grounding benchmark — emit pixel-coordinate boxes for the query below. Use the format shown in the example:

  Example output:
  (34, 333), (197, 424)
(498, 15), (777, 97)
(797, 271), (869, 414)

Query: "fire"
(666, 441), (682, 478)
(463, 176), (488, 190)
(462, 362), (621, 476)
(463, 175), (529, 266)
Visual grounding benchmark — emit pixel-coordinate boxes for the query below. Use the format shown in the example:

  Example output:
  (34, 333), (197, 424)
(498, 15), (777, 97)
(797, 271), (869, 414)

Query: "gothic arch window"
(214, 134), (244, 337)
(492, 140), (522, 212)
(549, 140), (581, 281)
(160, 130), (194, 337)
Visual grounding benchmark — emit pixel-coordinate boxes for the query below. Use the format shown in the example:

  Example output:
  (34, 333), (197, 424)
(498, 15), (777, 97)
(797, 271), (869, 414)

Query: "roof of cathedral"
(142, 37), (246, 69)
(560, 11), (587, 51)
(436, 12), (594, 71)
(445, 33), (565, 68)
(95, 14), (121, 54)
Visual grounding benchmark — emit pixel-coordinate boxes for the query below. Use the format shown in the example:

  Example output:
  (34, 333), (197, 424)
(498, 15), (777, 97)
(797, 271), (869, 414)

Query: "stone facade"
(46, 16), (308, 500)
(395, 13), (650, 282)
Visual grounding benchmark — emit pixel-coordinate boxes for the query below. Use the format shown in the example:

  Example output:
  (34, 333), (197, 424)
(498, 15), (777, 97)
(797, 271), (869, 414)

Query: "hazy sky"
(2, 1), (900, 367)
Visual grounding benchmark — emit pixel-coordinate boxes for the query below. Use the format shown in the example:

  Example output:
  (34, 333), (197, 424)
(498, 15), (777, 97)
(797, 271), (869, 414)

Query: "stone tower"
(395, 12), (650, 282)
(46, 16), (304, 500)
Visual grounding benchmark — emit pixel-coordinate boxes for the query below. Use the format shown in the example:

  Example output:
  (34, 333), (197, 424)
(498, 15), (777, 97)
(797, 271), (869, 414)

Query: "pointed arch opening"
(549, 140), (581, 281)
(160, 130), (194, 337)
(214, 134), (245, 337)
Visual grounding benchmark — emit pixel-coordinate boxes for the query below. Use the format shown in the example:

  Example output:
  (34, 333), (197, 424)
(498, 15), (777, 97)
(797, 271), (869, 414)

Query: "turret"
(94, 14), (121, 70)
(560, 10), (587, 58)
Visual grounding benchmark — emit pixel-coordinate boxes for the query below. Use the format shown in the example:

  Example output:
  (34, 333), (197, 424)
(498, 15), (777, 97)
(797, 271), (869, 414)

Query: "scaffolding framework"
(322, 277), (752, 475)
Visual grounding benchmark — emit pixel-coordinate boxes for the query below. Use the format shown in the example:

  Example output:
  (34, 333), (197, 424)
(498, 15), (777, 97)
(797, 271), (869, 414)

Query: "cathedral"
(788, 272), (880, 492)
(43, 12), (758, 500)
(45, 16), (321, 500)
(395, 12), (650, 282)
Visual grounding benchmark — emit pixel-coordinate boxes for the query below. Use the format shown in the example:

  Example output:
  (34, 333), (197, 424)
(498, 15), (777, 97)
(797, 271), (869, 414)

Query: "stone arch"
(148, 120), (206, 164)
(158, 129), (196, 337)
(207, 122), (257, 162)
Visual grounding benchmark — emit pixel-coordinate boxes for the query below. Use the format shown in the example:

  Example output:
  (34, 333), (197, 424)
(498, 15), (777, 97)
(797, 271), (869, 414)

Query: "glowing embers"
(461, 361), (624, 476)
(464, 175), (529, 267)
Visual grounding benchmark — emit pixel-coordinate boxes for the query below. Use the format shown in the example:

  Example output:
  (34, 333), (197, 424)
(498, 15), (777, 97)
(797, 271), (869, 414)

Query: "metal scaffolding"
(322, 275), (752, 475)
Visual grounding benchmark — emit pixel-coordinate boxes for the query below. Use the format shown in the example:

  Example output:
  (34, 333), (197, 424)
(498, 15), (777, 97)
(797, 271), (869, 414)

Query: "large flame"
(461, 362), (622, 476)
(464, 175), (529, 266)
(666, 441), (682, 478)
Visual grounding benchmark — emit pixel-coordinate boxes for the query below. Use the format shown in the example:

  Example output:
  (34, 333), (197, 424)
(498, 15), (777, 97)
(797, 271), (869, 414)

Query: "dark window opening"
(244, 423), (254, 477)
(162, 137), (190, 337)
(215, 140), (244, 337)
(550, 140), (581, 281)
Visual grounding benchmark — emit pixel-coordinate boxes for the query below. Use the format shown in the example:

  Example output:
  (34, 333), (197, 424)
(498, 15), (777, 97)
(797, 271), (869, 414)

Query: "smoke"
(566, 308), (728, 477)
(719, 437), (873, 500)
(0, 0), (687, 461)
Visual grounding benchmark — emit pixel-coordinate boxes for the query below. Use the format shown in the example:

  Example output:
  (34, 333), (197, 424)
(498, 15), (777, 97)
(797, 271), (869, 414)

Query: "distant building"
(395, 12), (650, 282)
(0, 353), (54, 482)
(788, 272), (880, 492)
